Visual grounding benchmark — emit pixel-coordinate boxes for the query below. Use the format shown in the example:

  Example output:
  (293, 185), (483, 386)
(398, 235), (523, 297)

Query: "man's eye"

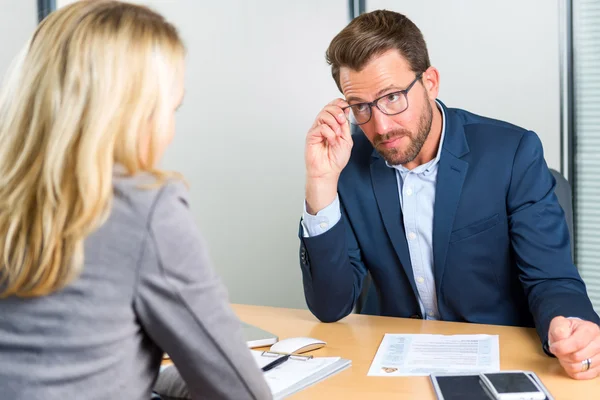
(386, 93), (400, 102)
(354, 104), (369, 113)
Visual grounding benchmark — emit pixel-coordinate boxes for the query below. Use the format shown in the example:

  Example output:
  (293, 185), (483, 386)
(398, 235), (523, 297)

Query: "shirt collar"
(386, 99), (446, 175)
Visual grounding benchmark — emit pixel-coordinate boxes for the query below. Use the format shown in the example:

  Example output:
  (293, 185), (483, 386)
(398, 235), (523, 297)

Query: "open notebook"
(251, 350), (351, 400)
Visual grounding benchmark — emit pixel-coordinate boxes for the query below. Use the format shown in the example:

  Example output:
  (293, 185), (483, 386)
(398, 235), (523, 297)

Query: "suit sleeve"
(507, 131), (600, 351)
(298, 196), (368, 322)
(133, 183), (272, 400)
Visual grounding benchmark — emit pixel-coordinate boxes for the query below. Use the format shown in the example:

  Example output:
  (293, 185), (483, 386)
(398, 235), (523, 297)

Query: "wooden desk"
(233, 304), (599, 399)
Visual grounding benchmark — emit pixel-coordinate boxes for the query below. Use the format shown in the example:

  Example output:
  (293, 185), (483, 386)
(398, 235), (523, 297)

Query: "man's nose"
(370, 107), (394, 135)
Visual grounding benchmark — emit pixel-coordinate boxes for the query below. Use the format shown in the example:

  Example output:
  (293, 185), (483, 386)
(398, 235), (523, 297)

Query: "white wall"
(154, 0), (347, 309)
(54, 1), (564, 309)
(368, 0), (562, 169)
(0, 1), (37, 80)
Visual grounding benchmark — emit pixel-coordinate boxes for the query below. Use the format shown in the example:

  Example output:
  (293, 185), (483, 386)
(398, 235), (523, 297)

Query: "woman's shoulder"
(112, 170), (190, 227)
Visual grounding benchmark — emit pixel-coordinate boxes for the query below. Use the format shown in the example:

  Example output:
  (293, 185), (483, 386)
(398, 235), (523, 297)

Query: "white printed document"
(367, 333), (499, 376)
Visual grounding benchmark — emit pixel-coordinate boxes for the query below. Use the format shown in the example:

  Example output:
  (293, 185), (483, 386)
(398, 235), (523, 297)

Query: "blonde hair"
(0, 0), (185, 297)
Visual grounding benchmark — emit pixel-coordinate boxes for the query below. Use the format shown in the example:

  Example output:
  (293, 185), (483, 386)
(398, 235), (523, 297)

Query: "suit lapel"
(432, 152), (468, 295)
(432, 103), (470, 296)
(370, 156), (419, 299)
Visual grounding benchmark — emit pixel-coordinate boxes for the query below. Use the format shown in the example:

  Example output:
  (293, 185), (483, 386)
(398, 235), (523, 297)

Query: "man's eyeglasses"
(342, 73), (423, 126)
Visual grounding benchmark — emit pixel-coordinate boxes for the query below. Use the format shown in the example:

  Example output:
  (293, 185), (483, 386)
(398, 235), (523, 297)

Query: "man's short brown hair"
(326, 10), (431, 92)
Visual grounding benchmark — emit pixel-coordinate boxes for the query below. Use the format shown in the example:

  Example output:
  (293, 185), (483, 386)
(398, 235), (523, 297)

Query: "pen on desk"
(261, 354), (291, 372)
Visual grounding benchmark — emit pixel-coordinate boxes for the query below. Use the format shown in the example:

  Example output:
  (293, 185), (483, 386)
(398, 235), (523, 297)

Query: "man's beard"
(373, 100), (433, 166)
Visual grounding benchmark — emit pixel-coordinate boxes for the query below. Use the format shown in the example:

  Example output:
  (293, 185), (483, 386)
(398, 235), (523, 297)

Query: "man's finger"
(310, 99), (348, 130)
(561, 336), (600, 364)
(561, 353), (600, 380)
(316, 124), (337, 145)
(306, 124), (335, 146)
(328, 99), (350, 126)
(316, 111), (343, 135)
(549, 316), (573, 345)
(551, 322), (597, 356)
(322, 105), (348, 127)
(572, 367), (600, 380)
(551, 333), (593, 357)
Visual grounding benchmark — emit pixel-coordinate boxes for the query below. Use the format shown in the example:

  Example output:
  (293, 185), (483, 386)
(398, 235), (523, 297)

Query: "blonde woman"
(0, 1), (271, 399)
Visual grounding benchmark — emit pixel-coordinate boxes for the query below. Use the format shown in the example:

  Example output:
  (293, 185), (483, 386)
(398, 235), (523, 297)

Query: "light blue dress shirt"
(302, 101), (447, 320)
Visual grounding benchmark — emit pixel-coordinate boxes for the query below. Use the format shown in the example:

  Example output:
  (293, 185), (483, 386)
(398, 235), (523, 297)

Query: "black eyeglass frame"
(342, 73), (423, 126)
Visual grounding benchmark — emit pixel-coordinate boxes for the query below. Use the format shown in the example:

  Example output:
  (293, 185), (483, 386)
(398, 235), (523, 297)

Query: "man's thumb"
(549, 316), (574, 344)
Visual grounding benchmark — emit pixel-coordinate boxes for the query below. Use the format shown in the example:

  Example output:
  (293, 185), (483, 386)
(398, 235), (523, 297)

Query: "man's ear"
(422, 66), (440, 100)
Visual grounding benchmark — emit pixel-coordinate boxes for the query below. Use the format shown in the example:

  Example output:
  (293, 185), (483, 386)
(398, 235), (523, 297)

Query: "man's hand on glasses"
(304, 98), (354, 215)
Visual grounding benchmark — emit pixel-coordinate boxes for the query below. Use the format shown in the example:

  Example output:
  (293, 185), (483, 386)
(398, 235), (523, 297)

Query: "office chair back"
(549, 169), (574, 257)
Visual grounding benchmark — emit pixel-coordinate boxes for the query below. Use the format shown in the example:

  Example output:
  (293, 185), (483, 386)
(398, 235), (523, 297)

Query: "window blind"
(573, 0), (600, 312)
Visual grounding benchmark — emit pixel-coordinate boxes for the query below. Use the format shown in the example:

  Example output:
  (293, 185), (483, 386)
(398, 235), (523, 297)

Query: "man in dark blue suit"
(299, 10), (600, 379)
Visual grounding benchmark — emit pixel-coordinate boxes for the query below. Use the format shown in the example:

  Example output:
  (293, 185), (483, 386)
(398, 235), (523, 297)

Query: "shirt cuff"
(300, 195), (341, 238)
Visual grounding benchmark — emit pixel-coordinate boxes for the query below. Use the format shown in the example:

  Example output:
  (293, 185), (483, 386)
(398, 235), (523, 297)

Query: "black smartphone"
(430, 374), (495, 400)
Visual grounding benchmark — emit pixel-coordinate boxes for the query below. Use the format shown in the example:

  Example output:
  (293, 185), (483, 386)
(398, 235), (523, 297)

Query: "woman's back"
(0, 2), (271, 397)
(0, 171), (270, 399)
